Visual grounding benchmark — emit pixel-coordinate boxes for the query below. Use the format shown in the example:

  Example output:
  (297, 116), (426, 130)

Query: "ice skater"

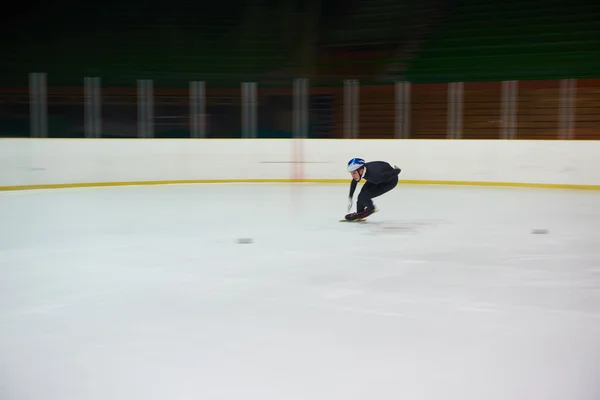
(344, 158), (401, 221)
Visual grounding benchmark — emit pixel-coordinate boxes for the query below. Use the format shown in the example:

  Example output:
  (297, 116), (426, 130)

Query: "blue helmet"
(347, 158), (365, 172)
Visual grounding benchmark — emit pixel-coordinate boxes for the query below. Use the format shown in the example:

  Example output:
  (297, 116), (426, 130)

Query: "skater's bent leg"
(370, 177), (398, 198)
(357, 193), (374, 212)
(357, 178), (398, 211)
(356, 182), (375, 212)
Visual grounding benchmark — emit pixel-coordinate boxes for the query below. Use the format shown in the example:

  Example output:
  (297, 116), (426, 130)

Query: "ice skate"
(341, 208), (379, 222)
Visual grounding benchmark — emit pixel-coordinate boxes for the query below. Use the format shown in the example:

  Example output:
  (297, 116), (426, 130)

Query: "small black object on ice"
(531, 229), (549, 234)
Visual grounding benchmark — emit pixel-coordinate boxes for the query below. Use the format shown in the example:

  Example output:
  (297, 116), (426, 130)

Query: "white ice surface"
(1, 183), (600, 400)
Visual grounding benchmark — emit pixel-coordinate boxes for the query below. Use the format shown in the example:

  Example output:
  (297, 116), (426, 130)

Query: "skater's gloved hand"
(347, 197), (352, 212)
(393, 165), (401, 173)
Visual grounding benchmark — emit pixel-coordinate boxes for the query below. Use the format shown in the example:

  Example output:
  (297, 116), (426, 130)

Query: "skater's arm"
(347, 179), (358, 212)
(349, 179), (358, 198)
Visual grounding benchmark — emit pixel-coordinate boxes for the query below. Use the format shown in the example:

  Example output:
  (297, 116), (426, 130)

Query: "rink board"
(0, 138), (599, 191)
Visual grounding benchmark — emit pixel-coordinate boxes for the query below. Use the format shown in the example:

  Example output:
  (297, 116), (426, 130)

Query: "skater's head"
(347, 158), (365, 181)
(350, 168), (364, 181)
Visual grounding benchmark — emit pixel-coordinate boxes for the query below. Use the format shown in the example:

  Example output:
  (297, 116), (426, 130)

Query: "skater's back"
(361, 161), (399, 184)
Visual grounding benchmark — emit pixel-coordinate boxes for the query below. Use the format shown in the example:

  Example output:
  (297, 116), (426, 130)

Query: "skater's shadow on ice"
(362, 219), (447, 235)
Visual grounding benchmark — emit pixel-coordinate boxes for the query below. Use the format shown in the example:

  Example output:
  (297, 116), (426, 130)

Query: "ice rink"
(1, 183), (600, 400)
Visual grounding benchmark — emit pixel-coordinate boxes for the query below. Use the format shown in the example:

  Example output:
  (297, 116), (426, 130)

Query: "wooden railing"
(1, 77), (598, 139)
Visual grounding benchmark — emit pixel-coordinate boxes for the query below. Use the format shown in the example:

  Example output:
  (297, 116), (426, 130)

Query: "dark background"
(1, 0), (598, 139)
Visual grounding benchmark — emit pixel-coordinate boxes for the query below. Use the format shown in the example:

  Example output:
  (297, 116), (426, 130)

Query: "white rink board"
(0, 138), (599, 188)
(302, 139), (598, 185)
(0, 139), (294, 187)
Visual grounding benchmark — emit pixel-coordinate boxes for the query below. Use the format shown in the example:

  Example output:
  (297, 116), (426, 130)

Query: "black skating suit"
(349, 161), (401, 213)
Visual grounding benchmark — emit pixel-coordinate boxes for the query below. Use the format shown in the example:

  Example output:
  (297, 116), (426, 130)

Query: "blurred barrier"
(1, 138), (599, 190)
(0, 75), (599, 140)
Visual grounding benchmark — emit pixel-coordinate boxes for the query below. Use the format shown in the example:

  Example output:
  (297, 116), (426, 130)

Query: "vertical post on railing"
(252, 82), (257, 139)
(293, 80), (298, 139)
(292, 78), (309, 181)
(344, 79), (359, 138)
(29, 72), (47, 137)
(250, 82), (257, 139)
(395, 81), (411, 138)
(303, 79), (309, 138)
(146, 80), (154, 138)
(137, 79), (154, 138)
(293, 78), (309, 138)
(344, 79), (350, 138)
(501, 81), (508, 139)
(137, 80), (145, 138)
(456, 82), (463, 139)
(510, 80), (517, 139)
(84, 77), (101, 138)
(501, 80), (518, 139)
(567, 79), (576, 139)
(190, 81), (206, 138)
(558, 78), (576, 140)
(242, 82), (257, 138)
(447, 82), (454, 139)
(353, 79), (359, 139)
(447, 82), (463, 139)
(241, 82), (247, 138)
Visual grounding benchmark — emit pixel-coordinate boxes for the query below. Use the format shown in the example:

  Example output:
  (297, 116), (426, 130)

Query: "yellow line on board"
(398, 180), (600, 190)
(1, 179), (600, 191)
